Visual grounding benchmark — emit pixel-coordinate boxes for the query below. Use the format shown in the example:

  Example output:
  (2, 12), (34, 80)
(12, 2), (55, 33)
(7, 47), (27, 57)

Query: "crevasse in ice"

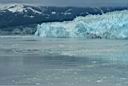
(35, 10), (128, 39)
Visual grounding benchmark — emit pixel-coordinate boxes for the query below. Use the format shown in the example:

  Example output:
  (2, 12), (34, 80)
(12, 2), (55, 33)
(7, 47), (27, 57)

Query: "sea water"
(0, 36), (128, 86)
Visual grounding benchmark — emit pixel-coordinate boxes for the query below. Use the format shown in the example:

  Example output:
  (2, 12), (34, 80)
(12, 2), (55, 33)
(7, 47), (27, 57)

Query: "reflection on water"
(0, 36), (128, 86)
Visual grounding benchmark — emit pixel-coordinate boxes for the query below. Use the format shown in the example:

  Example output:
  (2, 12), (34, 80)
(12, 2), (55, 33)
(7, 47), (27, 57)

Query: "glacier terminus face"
(35, 10), (128, 39)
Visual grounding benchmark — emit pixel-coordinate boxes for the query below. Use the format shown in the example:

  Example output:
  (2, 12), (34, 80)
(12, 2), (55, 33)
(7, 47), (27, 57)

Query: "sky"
(0, 0), (128, 7)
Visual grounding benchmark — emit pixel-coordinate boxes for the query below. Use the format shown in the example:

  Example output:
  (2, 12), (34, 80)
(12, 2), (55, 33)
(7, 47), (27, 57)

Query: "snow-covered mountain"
(0, 4), (42, 14)
(0, 4), (128, 28)
(0, 4), (128, 35)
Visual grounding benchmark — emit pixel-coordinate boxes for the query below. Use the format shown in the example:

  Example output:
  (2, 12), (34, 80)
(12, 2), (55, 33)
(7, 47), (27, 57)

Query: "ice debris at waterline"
(35, 10), (128, 39)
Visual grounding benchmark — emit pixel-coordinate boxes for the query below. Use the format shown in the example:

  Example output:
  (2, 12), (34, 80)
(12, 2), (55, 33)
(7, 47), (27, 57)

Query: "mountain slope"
(0, 4), (43, 28)
(0, 4), (128, 28)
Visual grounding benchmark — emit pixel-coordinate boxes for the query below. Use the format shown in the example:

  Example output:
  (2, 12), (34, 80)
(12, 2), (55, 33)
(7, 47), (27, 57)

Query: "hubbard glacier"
(35, 10), (128, 39)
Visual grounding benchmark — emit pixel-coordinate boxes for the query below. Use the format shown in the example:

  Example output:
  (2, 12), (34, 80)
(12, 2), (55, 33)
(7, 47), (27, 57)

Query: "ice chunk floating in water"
(35, 10), (128, 39)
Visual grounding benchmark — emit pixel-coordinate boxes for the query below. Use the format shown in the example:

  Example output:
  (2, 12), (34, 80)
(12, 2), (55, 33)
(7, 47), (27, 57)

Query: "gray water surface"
(0, 36), (128, 86)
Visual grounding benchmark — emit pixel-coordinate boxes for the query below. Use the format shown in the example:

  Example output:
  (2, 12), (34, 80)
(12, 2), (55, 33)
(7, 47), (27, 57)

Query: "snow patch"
(27, 7), (42, 14)
(0, 4), (42, 14)
(0, 4), (25, 13)
(51, 11), (56, 14)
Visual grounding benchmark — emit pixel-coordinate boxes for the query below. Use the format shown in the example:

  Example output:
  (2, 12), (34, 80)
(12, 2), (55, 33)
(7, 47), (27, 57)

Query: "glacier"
(35, 10), (128, 39)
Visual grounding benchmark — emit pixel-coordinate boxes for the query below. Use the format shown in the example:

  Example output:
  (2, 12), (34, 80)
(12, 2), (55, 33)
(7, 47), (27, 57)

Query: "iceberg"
(35, 10), (128, 39)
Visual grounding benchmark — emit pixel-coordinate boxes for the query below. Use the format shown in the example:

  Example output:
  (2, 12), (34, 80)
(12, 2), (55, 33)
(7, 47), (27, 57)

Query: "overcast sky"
(0, 0), (128, 7)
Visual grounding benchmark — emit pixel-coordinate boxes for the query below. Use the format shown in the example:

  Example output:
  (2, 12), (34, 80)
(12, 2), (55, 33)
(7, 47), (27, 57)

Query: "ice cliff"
(35, 10), (128, 39)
